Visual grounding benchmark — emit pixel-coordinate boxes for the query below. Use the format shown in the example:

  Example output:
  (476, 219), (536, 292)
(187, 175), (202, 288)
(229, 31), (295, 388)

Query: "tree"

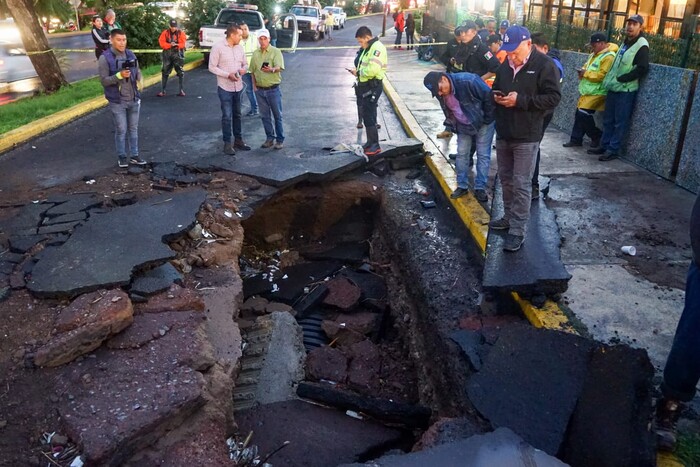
(183, 0), (225, 47)
(4, 0), (68, 92)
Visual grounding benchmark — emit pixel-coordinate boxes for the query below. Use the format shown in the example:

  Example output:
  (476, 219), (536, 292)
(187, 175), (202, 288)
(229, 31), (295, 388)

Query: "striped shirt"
(208, 39), (248, 92)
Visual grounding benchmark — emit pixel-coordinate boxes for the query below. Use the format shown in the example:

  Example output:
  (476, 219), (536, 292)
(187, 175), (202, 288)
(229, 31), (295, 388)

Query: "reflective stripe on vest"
(603, 37), (649, 93)
(358, 39), (387, 82)
(578, 50), (615, 96)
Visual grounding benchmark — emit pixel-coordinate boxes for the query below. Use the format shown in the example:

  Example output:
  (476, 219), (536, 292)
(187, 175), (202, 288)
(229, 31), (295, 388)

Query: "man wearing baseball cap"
(249, 29), (286, 150)
(490, 25), (561, 252)
(157, 19), (187, 97)
(498, 20), (509, 41)
(563, 32), (617, 148)
(588, 14), (649, 161)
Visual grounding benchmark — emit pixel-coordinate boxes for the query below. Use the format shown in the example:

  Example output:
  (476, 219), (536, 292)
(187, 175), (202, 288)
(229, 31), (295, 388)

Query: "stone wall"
(552, 50), (699, 194)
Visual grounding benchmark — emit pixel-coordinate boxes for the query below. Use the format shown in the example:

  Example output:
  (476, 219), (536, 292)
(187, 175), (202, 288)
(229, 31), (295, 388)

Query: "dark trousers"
(532, 113), (553, 188)
(600, 90), (637, 153)
(161, 51), (184, 92)
(406, 30), (414, 49)
(570, 108), (602, 144)
(662, 261), (700, 402)
(360, 87), (383, 147)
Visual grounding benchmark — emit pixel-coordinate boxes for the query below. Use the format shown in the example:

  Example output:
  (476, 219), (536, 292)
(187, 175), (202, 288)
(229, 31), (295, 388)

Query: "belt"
(257, 84), (279, 90)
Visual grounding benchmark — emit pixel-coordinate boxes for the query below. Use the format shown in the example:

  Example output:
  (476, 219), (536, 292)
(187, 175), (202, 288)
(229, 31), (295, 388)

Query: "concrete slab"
(130, 262), (183, 297)
(450, 329), (483, 371)
(564, 264), (684, 370)
(43, 211), (87, 225)
(467, 323), (594, 456)
(0, 202), (52, 233)
(27, 190), (205, 299)
(233, 399), (404, 467)
(45, 194), (103, 217)
(8, 234), (48, 253)
(562, 345), (655, 467)
(340, 427), (568, 467)
(677, 80), (700, 193)
(36, 221), (81, 235)
(484, 184), (571, 296)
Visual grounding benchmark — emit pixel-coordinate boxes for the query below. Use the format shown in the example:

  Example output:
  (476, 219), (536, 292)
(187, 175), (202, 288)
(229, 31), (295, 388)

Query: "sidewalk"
(378, 34), (696, 384)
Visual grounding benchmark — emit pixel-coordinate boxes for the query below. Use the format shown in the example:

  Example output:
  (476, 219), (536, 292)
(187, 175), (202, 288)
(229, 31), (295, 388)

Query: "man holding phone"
(98, 28), (145, 168)
(490, 26), (560, 252)
(249, 29), (285, 149)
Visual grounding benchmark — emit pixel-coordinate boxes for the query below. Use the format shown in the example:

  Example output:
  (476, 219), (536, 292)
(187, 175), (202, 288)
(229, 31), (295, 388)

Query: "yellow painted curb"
(0, 59), (203, 155)
(383, 76), (575, 334)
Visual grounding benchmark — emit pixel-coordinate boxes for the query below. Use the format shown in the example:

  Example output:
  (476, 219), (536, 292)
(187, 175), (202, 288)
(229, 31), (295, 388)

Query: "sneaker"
(118, 156), (128, 168)
(655, 398), (681, 451)
(273, 141), (284, 150)
(474, 189), (488, 202)
(177, 90), (186, 97)
(130, 155), (147, 165)
(234, 140), (251, 151)
(223, 143), (236, 155)
(489, 217), (510, 230)
(587, 146), (606, 155)
(532, 185), (540, 200)
(356, 122), (364, 129)
(247, 110), (259, 117)
(599, 152), (618, 161)
(503, 234), (525, 252)
(562, 141), (582, 148)
(450, 187), (469, 199)
(156, 91), (165, 97)
(261, 139), (274, 148)
(364, 144), (381, 156)
(436, 130), (453, 139)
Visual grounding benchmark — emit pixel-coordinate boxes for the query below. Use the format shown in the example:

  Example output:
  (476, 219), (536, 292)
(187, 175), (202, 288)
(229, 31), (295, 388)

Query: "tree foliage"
(115, 4), (171, 66)
(183, 0), (224, 47)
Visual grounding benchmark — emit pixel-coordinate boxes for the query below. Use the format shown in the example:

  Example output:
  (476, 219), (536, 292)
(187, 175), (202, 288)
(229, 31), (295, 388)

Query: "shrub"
(116, 5), (172, 67)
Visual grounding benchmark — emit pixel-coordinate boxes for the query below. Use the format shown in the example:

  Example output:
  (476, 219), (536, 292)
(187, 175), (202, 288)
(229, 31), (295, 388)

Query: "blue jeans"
(662, 261), (700, 402)
(456, 122), (495, 191)
(255, 87), (284, 142)
(108, 100), (140, 157)
(242, 73), (258, 113)
(600, 90), (637, 153)
(217, 86), (242, 143)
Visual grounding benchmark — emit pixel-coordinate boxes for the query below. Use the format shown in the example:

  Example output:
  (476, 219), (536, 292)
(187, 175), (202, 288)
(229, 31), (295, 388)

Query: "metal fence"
(524, 13), (700, 69)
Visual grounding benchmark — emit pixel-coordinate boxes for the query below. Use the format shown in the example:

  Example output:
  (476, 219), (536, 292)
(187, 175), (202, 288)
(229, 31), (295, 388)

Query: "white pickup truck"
(289, 4), (325, 41)
(198, 4), (264, 63)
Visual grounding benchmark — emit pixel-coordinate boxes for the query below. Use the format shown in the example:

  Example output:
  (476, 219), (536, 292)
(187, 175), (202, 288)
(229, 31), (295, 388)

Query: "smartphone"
(492, 90), (505, 97)
(262, 62), (270, 69)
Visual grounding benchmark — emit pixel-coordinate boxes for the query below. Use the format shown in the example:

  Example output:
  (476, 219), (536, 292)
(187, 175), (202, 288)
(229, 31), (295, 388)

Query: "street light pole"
(381, 3), (387, 36)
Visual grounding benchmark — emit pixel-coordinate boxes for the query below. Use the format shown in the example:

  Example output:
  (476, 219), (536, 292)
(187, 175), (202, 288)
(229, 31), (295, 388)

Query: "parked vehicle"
(322, 6), (346, 29)
(289, 3), (325, 41)
(0, 41), (36, 84)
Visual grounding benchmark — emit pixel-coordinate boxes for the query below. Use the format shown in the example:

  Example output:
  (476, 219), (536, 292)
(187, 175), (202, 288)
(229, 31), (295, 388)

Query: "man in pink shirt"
(208, 23), (251, 155)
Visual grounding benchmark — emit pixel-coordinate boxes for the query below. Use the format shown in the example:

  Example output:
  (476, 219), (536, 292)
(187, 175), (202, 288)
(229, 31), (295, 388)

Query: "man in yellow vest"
(350, 26), (387, 157)
(588, 14), (649, 161)
(562, 32), (617, 148)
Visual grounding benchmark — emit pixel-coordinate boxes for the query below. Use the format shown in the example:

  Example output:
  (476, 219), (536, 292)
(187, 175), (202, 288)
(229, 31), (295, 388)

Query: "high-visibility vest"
(357, 38), (387, 83)
(578, 49), (616, 96)
(603, 37), (649, 93)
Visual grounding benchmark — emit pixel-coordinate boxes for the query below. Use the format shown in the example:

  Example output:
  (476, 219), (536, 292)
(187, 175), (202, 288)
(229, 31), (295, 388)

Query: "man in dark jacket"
(490, 26), (561, 252)
(453, 21), (500, 81)
(424, 71), (495, 203)
(656, 193), (700, 450)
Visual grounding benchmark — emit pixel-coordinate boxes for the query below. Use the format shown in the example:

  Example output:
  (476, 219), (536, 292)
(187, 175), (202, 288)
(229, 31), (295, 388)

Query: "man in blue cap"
(498, 19), (509, 41)
(588, 14), (649, 161)
(489, 25), (560, 252)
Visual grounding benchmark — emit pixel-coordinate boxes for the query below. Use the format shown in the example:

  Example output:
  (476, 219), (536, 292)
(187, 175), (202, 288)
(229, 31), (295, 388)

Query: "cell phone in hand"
(492, 90), (505, 97)
(262, 62), (270, 69)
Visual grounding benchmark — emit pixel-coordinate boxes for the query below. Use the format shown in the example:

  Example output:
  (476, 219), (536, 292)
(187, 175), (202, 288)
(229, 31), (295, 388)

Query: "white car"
(322, 6), (346, 29)
(0, 42), (36, 84)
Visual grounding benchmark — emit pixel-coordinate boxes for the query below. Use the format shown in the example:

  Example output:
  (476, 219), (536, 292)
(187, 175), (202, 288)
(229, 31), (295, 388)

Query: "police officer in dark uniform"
(453, 20), (500, 80)
(440, 29), (462, 74)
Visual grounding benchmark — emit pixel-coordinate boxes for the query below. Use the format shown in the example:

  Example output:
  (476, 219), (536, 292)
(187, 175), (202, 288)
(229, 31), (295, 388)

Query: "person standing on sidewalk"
(98, 29), (145, 168)
(490, 26), (560, 252)
(405, 13), (415, 50)
(563, 32), (617, 148)
(655, 193), (700, 451)
(91, 15), (110, 60)
(240, 23), (259, 116)
(249, 29), (285, 150)
(157, 19), (186, 97)
(588, 14), (649, 162)
(394, 10), (405, 49)
(350, 26), (387, 157)
(423, 71), (495, 203)
(208, 23), (251, 156)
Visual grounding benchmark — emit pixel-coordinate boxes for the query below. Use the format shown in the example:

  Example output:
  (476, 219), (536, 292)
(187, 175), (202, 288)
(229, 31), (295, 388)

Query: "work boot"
(489, 217), (510, 230)
(503, 234), (525, 252)
(655, 398), (681, 451)
(436, 130), (453, 139)
(364, 144), (381, 156)
(599, 152), (618, 161)
(223, 143), (236, 155)
(261, 139), (274, 148)
(273, 141), (284, 150)
(587, 146), (606, 155)
(562, 140), (582, 148)
(474, 189), (488, 202)
(234, 140), (251, 151)
(450, 187), (469, 199)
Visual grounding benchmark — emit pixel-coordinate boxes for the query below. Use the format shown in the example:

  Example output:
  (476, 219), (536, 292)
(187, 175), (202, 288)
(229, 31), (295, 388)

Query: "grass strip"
(0, 51), (202, 135)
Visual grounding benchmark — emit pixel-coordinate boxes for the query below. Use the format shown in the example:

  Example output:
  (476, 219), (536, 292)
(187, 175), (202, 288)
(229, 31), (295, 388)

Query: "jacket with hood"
(424, 71), (494, 136)
(578, 42), (618, 111)
(492, 47), (561, 143)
